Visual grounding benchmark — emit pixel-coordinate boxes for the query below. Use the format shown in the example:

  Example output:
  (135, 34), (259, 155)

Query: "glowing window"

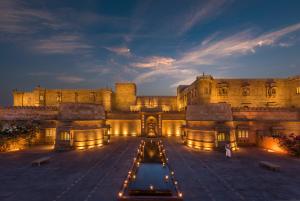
(217, 133), (225, 141)
(56, 92), (62, 102)
(60, 132), (70, 141)
(297, 87), (300, 94)
(45, 128), (56, 137)
(238, 130), (248, 139)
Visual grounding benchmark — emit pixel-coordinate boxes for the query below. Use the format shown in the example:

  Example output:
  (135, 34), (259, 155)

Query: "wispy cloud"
(134, 67), (198, 85)
(177, 23), (300, 66)
(132, 56), (175, 69)
(105, 46), (131, 56)
(177, 0), (229, 35)
(56, 75), (85, 83)
(28, 72), (85, 83)
(0, 0), (64, 35)
(133, 22), (300, 86)
(85, 67), (111, 74)
(33, 34), (92, 54)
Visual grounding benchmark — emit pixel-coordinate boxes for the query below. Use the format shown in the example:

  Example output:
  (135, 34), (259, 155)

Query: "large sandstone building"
(1, 74), (300, 151)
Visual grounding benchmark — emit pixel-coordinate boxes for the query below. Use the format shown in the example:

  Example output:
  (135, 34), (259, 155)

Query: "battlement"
(231, 107), (300, 112)
(2, 106), (58, 110)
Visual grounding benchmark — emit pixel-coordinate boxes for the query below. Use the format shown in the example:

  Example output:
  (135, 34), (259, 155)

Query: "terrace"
(0, 137), (300, 201)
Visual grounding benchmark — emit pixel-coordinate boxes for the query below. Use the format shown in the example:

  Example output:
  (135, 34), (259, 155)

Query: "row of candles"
(118, 139), (183, 199)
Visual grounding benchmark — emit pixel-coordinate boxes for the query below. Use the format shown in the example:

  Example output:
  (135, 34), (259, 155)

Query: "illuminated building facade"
(2, 74), (299, 151)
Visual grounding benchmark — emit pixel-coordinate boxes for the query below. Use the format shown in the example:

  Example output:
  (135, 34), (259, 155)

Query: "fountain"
(118, 139), (183, 201)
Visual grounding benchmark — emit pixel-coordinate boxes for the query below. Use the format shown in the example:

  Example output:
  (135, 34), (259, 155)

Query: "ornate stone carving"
(218, 82), (228, 96)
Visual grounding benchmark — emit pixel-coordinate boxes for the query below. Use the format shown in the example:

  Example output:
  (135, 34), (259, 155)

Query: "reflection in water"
(118, 139), (183, 201)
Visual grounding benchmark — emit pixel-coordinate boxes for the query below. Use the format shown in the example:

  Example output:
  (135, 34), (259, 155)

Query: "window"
(45, 128), (56, 137)
(218, 87), (228, 96)
(75, 92), (78, 103)
(60, 132), (70, 141)
(242, 87), (250, 96)
(272, 129), (282, 137)
(217, 133), (225, 141)
(204, 87), (208, 94)
(237, 130), (248, 139)
(90, 92), (96, 102)
(39, 95), (44, 101)
(56, 92), (62, 102)
(266, 86), (276, 97)
(297, 87), (300, 95)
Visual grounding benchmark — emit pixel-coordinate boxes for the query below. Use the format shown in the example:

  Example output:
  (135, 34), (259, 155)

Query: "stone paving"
(0, 137), (299, 201)
(164, 138), (300, 201)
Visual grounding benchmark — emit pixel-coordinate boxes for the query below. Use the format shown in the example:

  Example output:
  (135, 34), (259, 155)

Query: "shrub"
(0, 121), (40, 152)
(278, 133), (300, 157)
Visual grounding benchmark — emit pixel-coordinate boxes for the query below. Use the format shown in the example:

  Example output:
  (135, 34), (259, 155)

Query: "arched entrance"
(145, 116), (158, 137)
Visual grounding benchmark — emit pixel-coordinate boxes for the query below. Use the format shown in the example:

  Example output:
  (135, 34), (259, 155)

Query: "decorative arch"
(145, 116), (158, 137)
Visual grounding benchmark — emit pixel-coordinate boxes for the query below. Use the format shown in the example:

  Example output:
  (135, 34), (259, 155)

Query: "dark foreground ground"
(0, 137), (299, 201)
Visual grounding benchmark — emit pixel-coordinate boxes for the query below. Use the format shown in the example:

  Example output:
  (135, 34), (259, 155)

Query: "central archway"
(145, 116), (158, 137)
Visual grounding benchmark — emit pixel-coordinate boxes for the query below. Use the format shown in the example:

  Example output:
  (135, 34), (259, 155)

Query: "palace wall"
(161, 120), (185, 137)
(107, 119), (141, 136)
(177, 75), (300, 109)
(136, 96), (178, 111)
(13, 88), (113, 111)
(0, 106), (58, 120)
(106, 112), (141, 136)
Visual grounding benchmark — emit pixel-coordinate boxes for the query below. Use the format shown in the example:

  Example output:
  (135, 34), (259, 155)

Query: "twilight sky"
(1, 0), (300, 106)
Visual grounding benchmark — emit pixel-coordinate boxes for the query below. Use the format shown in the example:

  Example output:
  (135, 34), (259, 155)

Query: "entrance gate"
(141, 112), (162, 137)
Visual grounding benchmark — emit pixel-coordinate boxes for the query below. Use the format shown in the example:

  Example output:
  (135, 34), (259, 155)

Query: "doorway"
(145, 116), (158, 137)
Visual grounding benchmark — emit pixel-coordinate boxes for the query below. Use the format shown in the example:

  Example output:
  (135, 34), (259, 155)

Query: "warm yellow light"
(8, 148), (20, 152)
(118, 192), (123, 197)
(178, 192), (183, 197)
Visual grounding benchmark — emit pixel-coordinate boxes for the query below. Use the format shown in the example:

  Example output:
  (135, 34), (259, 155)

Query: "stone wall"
(162, 120), (185, 137)
(107, 119), (141, 136)
(71, 129), (104, 150)
(58, 103), (105, 121)
(0, 106), (58, 121)
(177, 75), (300, 109)
(13, 87), (113, 111)
(232, 107), (300, 121)
(136, 96), (178, 111)
(114, 83), (136, 111)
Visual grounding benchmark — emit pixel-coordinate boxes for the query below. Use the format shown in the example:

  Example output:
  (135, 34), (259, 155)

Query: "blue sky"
(0, 0), (300, 106)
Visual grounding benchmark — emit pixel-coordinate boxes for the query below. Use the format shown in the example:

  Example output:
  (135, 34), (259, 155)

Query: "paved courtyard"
(0, 137), (299, 201)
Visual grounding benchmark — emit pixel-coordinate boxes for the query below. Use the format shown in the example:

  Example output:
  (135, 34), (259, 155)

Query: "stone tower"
(114, 83), (137, 111)
(196, 74), (213, 104)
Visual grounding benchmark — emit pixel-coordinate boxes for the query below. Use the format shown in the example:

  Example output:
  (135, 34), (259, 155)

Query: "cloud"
(132, 56), (175, 69)
(134, 22), (300, 87)
(177, 0), (229, 35)
(33, 34), (92, 54)
(105, 46), (131, 56)
(0, 0), (65, 35)
(56, 75), (85, 83)
(85, 67), (111, 74)
(28, 72), (53, 76)
(28, 71), (85, 83)
(176, 23), (300, 66)
(134, 66), (198, 85)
